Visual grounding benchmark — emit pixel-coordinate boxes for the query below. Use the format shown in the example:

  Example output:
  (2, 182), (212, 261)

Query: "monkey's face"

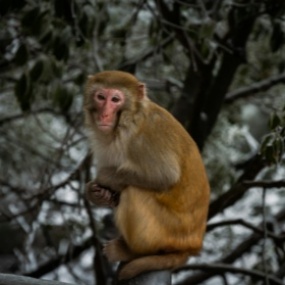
(93, 88), (125, 132)
(84, 71), (147, 134)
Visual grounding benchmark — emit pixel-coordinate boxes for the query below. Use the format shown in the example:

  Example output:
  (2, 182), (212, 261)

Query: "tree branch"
(24, 238), (93, 278)
(208, 154), (265, 219)
(207, 218), (285, 241)
(175, 207), (285, 285)
(0, 273), (76, 285)
(118, 34), (175, 71)
(0, 154), (91, 223)
(243, 179), (285, 188)
(155, 0), (203, 62)
(225, 73), (285, 103)
(0, 108), (61, 126)
(175, 263), (283, 285)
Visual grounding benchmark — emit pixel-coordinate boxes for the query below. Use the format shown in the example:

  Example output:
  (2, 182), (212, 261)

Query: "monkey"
(84, 70), (210, 280)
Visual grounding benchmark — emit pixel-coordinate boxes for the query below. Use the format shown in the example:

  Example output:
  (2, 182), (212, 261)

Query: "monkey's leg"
(86, 182), (119, 207)
(104, 238), (137, 263)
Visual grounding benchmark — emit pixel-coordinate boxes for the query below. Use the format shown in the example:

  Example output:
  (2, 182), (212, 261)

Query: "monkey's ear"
(138, 83), (147, 100)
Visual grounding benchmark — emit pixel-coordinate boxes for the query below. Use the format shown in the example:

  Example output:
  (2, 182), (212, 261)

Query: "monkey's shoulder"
(124, 102), (196, 169)
(141, 101), (195, 145)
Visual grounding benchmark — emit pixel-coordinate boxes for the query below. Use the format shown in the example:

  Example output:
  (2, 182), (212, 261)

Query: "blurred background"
(0, 0), (285, 284)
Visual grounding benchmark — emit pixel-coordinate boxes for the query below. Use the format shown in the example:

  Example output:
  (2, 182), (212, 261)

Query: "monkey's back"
(115, 101), (210, 255)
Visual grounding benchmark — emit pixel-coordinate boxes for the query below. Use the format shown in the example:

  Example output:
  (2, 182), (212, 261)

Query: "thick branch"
(194, 3), (259, 148)
(0, 273), (76, 285)
(225, 73), (285, 103)
(175, 263), (283, 285)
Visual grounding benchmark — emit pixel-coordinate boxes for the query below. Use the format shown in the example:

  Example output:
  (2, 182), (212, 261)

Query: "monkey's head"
(84, 70), (147, 133)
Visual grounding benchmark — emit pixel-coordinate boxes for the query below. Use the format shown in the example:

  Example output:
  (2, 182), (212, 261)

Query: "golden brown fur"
(84, 70), (210, 280)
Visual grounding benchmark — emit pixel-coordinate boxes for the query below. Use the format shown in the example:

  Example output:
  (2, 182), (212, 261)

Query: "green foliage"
(52, 34), (70, 61)
(30, 59), (44, 81)
(1, 0), (97, 113)
(21, 6), (40, 29)
(14, 43), (29, 66)
(21, 6), (50, 37)
(270, 20), (285, 53)
(52, 83), (74, 113)
(0, 0), (26, 16)
(53, 0), (73, 23)
(78, 6), (95, 39)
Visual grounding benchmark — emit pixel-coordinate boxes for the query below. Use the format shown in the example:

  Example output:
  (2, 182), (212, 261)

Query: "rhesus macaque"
(84, 70), (210, 280)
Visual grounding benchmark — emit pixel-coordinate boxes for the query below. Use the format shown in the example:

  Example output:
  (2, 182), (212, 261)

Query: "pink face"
(94, 88), (125, 132)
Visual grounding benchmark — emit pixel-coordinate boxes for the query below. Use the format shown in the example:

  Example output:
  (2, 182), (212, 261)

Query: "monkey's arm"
(86, 182), (120, 207)
(96, 163), (179, 192)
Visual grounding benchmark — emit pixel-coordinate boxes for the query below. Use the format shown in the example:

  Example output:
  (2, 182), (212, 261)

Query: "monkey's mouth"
(97, 123), (113, 131)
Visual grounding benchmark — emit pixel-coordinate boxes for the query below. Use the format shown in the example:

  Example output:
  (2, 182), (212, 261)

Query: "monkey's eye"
(112, 96), (121, 103)
(97, 94), (105, 101)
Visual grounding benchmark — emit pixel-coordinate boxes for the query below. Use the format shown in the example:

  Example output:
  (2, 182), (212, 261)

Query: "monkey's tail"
(118, 252), (188, 280)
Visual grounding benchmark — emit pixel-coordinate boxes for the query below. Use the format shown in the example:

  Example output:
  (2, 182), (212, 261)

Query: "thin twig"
(0, 108), (61, 126)
(262, 188), (270, 285)
(243, 180), (285, 188)
(207, 218), (285, 241)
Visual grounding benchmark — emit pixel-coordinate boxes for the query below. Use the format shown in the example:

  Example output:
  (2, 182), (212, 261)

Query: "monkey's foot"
(104, 239), (135, 263)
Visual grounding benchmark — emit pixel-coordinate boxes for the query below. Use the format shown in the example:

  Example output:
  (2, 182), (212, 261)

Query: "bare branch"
(243, 179), (285, 188)
(175, 263), (283, 285)
(0, 154), (91, 222)
(24, 238), (93, 278)
(118, 34), (175, 70)
(174, 207), (285, 285)
(155, 0), (203, 62)
(0, 108), (61, 126)
(208, 154), (265, 219)
(207, 218), (285, 241)
(0, 274), (76, 285)
(225, 73), (285, 103)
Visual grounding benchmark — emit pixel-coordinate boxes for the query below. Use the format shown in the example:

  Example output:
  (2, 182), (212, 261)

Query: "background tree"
(0, 0), (285, 284)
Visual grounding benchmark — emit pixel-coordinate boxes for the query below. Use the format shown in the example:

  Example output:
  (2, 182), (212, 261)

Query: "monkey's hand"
(86, 182), (119, 208)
